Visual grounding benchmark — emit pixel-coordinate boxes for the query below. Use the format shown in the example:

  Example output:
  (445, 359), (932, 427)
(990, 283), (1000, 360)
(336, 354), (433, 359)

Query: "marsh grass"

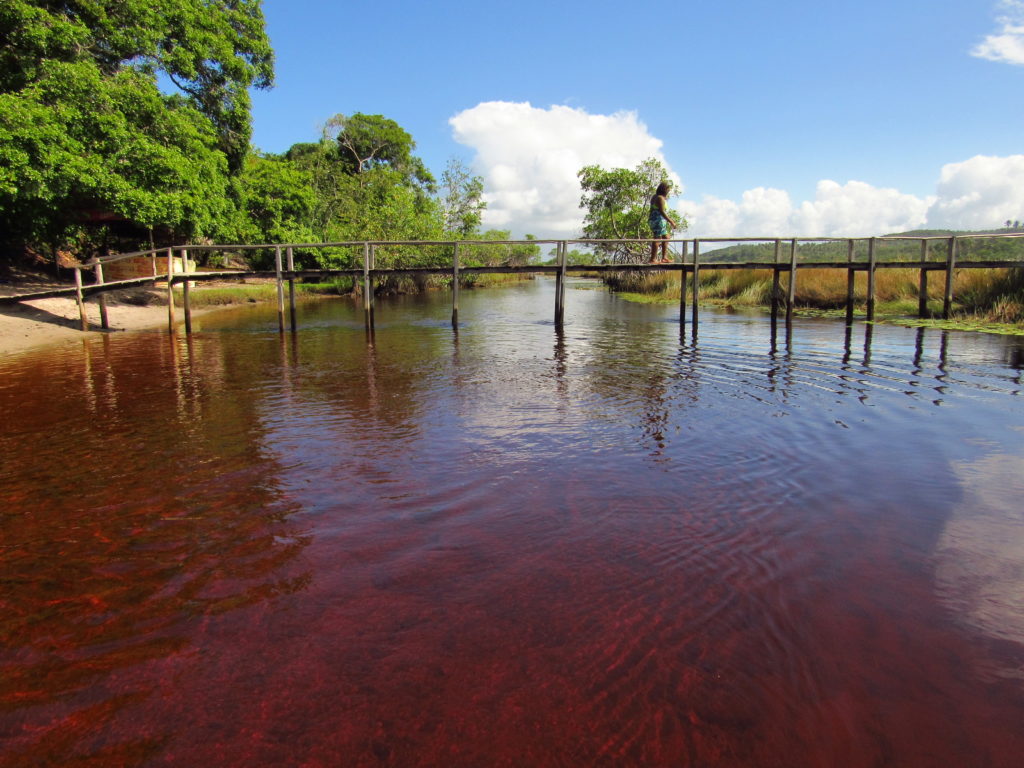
(175, 272), (535, 307)
(606, 267), (1024, 324)
(175, 280), (356, 307)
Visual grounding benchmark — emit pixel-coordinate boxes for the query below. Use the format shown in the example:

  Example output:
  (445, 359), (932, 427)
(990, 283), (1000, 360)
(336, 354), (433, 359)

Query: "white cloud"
(449, 101), (678, 238)
(449, 103), (1024, 239)
(972, 1), (1024, 65)
(926, 155), (1024, 229)
(680, 181), (932, 238)
(680, 157), (1024, 237)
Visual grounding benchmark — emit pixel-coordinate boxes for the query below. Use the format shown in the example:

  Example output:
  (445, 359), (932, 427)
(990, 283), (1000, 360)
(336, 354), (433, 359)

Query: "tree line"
(0, 1), (539, 272)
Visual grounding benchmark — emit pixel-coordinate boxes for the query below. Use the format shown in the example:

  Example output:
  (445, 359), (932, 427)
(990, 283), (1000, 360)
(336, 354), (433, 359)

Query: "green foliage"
(0, 0), (272, 254)
(544, 247), (592, 265)
(439, 157), (486, 237)
(328, 113), (434, 193)
(578, 158), (686, 263)
(237, 152), (319, 249)
(278, 115), (445, 269)
(459, 230), (541, 267)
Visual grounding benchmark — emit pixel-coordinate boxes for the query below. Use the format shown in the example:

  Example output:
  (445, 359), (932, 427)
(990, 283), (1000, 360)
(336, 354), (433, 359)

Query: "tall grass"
(608, 267), (1024, 323)
(175, 272), (534, 307)
(174, 280), (356, 307)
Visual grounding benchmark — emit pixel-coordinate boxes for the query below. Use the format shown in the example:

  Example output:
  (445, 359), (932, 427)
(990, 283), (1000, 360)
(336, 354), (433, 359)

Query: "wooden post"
(845, 239), (856, 325)
(73, 267), (89, 331)
(557, 241), (565, 323)
(93, 259), (109, 330)
(866, 237), (877, 322)
(918, 240), (930, 318)
(692, 240), (700, 328)
(558, 240), (567, 324)
(166, 247), (176, 333)
(452, 242), (460, 328)
(943, 236), (957, 320)
(368, 244), (376, 327)
(274, 246), (285, 333)
(362, 242), (371, 329)
(286, 246), (297, 330)
(786, 238), (797, 325)
(679, 256), (687, 324)
(771, 239), (781, 325)
(181, 248), (192, 335)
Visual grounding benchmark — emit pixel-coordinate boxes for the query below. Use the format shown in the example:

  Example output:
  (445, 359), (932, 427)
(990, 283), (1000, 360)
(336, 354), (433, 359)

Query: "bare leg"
(649, 239), (658, 263)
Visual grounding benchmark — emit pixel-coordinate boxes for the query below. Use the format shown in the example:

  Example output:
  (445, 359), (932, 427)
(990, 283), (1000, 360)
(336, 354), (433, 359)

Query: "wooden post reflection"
(182, 248), (192, 334)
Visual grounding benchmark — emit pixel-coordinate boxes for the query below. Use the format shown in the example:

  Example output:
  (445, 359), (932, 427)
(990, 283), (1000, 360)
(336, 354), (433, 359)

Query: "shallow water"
(2, 277), (1023, 766)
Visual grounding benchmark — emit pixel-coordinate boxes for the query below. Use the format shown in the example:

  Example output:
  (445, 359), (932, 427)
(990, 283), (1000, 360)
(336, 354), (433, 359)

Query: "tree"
(0, 0), (273, 256)
(459, 230), (540, 267)
(439, 157), (486, 237)
(577, 158), (686, 263)
(546, 247), (592, 266)
(237, 153), (319, 250)
(327, 113), (434, 193)
(280, 115), (444, 269)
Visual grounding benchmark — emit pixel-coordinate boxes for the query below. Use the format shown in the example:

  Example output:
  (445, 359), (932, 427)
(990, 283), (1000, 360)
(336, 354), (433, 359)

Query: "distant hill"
(700, 228), (1024, 264)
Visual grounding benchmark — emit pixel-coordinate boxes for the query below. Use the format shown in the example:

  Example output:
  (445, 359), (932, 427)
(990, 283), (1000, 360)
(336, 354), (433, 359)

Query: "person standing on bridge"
(648, 181), (677, 263)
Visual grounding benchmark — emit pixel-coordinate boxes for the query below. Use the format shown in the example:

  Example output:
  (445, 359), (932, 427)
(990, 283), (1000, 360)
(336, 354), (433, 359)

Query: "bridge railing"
(7, 233), (1024, 333)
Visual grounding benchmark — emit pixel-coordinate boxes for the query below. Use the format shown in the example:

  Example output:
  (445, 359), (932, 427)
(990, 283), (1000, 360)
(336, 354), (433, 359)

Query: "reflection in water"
(936, 454), (1024, 663)
(1, 335), (312, 766)
(1, 278), (1023, 766)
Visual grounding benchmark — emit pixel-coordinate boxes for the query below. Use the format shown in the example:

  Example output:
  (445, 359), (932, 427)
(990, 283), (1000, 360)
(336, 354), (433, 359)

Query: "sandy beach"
(0, 282), (214, 357)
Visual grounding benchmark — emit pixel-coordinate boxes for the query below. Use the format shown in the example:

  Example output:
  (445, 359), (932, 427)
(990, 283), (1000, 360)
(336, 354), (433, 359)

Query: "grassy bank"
(608, 267), (1024, 332)
(174, 273), (535, 307)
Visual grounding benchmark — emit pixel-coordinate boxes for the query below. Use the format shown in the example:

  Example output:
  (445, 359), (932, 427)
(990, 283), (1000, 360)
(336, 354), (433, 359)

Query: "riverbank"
(0, 272), (537, 356)
(0, 285), (216, 356)
(0, 266), (247, 356)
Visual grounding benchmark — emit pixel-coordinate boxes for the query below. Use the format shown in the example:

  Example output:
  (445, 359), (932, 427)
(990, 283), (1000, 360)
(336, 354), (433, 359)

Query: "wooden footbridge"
(3, 234), (1023, 334)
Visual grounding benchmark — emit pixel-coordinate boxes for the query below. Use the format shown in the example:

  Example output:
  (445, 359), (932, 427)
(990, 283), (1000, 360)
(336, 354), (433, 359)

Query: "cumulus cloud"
(449, 101), (679, 238)
(680, 181), (932, 238)
(972, 1), (1024, 65)
(679, 157), (1024, 237)
(449, 103), (1024, 239)
(927, 155), (1024, 229)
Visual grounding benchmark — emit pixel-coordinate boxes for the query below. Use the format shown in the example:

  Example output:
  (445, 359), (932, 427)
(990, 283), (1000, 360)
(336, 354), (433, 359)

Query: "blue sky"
(250, 0), (1024, 238)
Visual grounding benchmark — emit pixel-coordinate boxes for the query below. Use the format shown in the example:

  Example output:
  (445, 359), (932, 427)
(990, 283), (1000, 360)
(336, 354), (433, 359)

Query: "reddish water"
(2, 279), (1024, 766)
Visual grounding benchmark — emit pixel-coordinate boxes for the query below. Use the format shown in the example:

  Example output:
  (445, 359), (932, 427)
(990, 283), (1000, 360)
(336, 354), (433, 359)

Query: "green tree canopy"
(327, 113), (434, 193)
(578, 158), (686, 263)
(0, 0), (273, 253)
(280, 115), (444, 268)
(439, 157), (486, 237)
